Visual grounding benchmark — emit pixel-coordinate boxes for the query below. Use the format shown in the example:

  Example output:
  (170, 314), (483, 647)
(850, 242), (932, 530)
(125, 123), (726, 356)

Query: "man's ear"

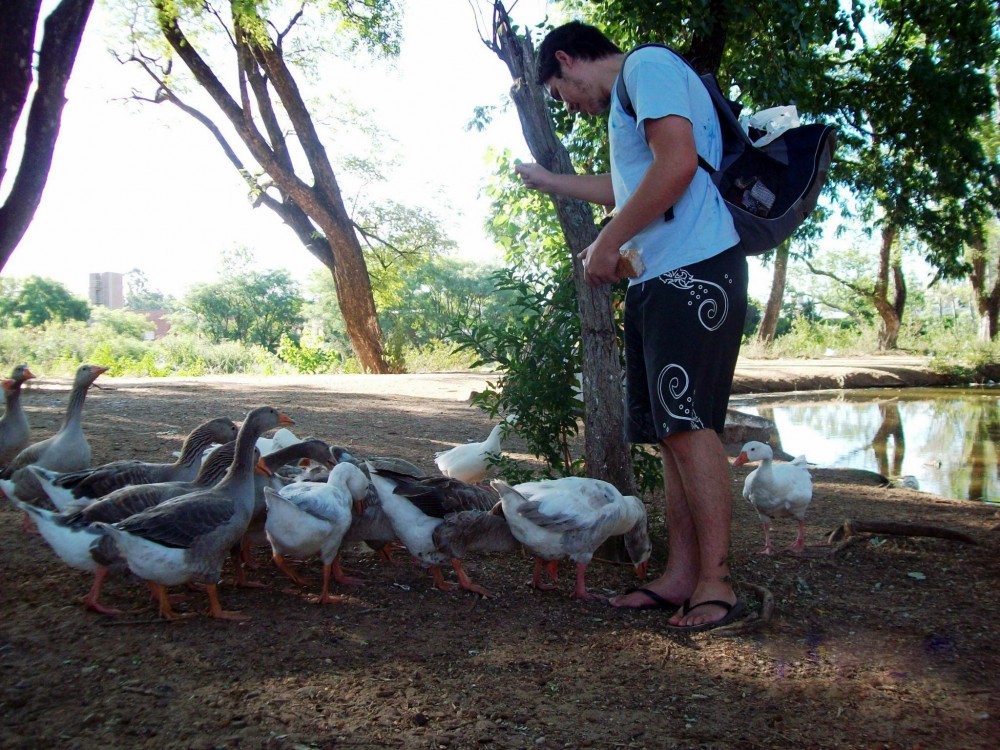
(553, 49), (574, 74)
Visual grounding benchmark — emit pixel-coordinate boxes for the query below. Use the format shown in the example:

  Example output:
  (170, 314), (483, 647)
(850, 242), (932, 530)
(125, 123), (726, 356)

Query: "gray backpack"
(616, 44), (837, 256)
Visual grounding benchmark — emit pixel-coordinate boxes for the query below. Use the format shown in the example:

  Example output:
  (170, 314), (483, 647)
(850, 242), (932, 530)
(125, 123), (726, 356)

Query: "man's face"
(544, 57), (609, 116)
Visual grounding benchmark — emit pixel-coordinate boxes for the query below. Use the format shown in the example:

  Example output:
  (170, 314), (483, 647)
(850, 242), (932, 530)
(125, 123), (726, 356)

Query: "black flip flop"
(665, 598), (747, 633)
(611, 586), (684, 611)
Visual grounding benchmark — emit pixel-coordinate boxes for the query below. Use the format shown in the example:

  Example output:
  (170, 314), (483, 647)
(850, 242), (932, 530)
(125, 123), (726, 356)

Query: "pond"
(729, 386), (1000, 505)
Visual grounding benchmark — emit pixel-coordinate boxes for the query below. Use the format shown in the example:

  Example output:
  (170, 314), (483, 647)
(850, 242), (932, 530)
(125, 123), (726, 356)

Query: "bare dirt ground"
(2, 360), (998, 750)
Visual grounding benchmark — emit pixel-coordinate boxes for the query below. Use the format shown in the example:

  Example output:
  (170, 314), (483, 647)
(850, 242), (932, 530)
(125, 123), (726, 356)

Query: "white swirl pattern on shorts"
(656, 363), (704, 431)
(657, 268), (730, 332)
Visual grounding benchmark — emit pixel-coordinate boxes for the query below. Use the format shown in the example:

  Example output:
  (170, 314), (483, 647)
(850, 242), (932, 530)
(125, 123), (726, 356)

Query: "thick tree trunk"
(151, 2), (389, 372)
(0, 0), (93, 271)
(755, 241), (790, 345)
(489, 5), (635, 494)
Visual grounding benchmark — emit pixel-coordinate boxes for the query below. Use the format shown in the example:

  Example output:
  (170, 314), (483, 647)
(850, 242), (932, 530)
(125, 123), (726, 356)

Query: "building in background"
(89, 271), (124, 309)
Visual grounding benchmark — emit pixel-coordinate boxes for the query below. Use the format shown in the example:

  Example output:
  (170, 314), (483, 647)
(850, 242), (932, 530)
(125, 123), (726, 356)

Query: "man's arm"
(579, 114), (698, 286)
(514, 164), (615, 206)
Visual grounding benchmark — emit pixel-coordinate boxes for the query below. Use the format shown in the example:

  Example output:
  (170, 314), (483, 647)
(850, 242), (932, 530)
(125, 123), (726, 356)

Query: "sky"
(4, 0), (772, 302)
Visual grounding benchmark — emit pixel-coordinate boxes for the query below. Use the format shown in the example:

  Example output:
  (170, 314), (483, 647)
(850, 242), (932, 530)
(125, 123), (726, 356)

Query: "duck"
(0, 364), (107, 481)
(263, 462), (371, 604)
(8, 440), (247, 616)
(433, 416), (513, 484)
(27, 417), (238, 512)
(93, 406), (293, 620)
(733, 440), (813, 555)
(365, 464), (506, 596)
(490, 477), (651, 601)
(0, 365), (36, 467)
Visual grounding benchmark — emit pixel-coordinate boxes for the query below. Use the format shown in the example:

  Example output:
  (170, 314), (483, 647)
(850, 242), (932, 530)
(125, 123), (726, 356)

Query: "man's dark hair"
(536, 21), (622, 85)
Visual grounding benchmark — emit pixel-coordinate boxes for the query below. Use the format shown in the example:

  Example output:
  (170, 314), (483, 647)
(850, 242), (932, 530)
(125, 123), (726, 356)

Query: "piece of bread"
(616, 247), (644, 279)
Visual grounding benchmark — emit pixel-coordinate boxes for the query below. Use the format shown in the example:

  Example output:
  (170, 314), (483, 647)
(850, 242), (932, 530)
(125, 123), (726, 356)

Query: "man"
(514, 21), (748, 631)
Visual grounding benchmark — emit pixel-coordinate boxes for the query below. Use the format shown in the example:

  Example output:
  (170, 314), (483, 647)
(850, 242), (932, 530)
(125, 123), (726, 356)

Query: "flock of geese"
(1, 364), (656, 620)
(1, 363), (813, 622)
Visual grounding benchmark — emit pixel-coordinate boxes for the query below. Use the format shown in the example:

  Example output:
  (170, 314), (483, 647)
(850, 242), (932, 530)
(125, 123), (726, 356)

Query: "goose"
(8, 440), (245, 616)
(11, 441), (252, 616)
(733, 440), (813, 555)
(255, 426), (303, 457)
(365, 464), (506, 596)
(490, 477), (651, 601)
(236, 438), (336, 583)
(0, 364), (107, 481)
(94, 406), (293, 620)
(433, 416), (513, 484)
(27, 417), (238, 512)
(263, 462), (371, 604)
(331, 446), (425, 561)
(0, 365), (36, 467)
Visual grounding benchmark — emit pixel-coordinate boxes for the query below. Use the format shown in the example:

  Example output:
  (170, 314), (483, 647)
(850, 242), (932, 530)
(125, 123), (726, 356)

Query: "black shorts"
(623, 245), (748, 443)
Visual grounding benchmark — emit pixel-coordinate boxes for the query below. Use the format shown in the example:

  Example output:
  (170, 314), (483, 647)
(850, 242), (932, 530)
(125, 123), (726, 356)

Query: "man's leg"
(610, 445), (698, 609)
(664, 428), (737, 628)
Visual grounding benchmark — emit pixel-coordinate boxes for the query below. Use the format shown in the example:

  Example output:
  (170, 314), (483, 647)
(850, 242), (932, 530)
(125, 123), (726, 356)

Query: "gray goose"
(28, 417), (238, 512)
(1, 364), (106, 531)
(95, 406), (294, 620)
(10, 440), (246, 616)
(0, 365), (36, 467)
(366, 465), (509, 597)
(0, 363), (107, 480)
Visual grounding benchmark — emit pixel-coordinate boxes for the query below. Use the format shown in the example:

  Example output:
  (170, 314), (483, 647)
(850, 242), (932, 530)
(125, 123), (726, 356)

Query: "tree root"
(710, 582), (774, 638)
(824, 518), (977, 557)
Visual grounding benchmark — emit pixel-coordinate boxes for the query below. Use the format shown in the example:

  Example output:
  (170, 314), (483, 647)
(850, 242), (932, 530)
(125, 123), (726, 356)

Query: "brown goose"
(10, 440), (247, 616)
(94, 406), (293, 620)
(0, 364), (107, 480)
(0, 365), (36, 467)
(29, 417), (238, 512)
(365, 465), (509, 597)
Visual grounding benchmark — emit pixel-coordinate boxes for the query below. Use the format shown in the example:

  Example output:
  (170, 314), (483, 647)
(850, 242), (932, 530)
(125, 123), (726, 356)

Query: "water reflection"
(730, 386), (1000, 504)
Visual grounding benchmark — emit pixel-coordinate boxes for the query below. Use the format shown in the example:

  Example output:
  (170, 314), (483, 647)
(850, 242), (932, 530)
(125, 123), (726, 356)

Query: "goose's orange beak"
(254, 457), (272, 477)
(276, 411), (294, 426)
(732, 452), (749, 467)
(635, 560), (649, 580)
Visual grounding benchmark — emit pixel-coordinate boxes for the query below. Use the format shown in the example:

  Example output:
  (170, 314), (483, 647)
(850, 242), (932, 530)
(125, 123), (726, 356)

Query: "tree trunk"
(755, 240), (790, 345)
(150, 2), (389, 373)
(969, 232), (1000, 341)
(488, 4), (635, 494)
(873, 224), (904, 350)
(0, 0), (93, 271)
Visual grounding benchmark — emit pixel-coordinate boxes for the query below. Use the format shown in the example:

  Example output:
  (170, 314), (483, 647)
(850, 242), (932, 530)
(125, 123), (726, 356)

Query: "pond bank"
(731, 354), (998, 394)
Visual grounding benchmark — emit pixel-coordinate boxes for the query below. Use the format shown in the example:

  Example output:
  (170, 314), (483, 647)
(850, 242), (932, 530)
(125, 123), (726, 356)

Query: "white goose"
(733, 440), (813, 555)
(0, 365), (36, 467)
(263, 462), (370, 604)
(433, 416), (513, 484)
(490, 477), (651, 601)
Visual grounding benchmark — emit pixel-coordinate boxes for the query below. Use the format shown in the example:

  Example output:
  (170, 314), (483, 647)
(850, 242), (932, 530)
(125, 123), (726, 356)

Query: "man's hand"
(579, 241), (622, 287)
(514, 162), (556, 193)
